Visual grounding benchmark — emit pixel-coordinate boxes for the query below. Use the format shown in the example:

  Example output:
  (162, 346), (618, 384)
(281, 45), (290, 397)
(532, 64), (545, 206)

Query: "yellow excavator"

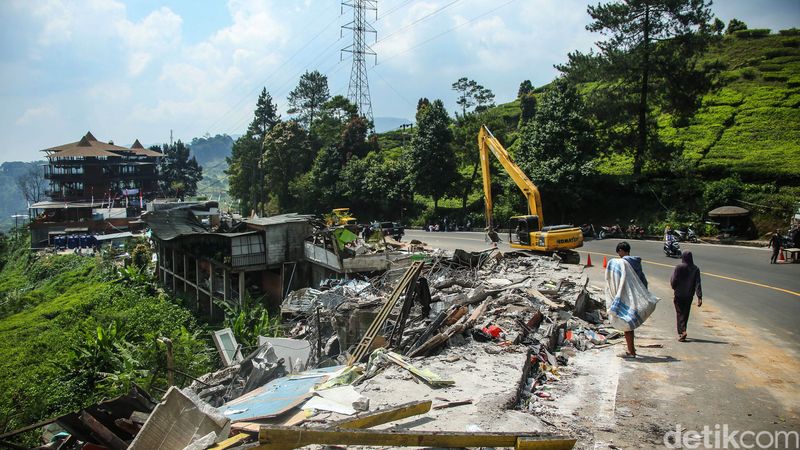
(478, 125), (583, 263)
(326, 208), (358, 227)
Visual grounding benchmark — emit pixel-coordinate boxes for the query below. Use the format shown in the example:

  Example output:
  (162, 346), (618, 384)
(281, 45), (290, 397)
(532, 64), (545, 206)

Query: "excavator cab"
(509, 215), (539, 246)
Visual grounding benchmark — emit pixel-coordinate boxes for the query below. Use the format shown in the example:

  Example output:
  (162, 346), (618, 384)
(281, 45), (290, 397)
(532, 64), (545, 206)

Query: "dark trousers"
(771, 247), (780, 263)
(674, 295), (693, 335)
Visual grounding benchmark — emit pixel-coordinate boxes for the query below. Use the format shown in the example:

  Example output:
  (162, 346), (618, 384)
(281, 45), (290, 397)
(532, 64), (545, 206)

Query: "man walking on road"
(768, 230), (782, 264)
(615, 241), (648, 358)
(670, 251), (703, 342)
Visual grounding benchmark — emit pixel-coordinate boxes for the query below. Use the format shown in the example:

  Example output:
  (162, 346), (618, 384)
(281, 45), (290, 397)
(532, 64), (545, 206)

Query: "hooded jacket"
(622, 255), (648, 288)
(670, 251), (703, 299)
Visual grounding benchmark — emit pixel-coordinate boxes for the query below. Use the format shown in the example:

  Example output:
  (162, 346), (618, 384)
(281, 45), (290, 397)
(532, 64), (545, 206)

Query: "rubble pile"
(24, 244), (608, 449)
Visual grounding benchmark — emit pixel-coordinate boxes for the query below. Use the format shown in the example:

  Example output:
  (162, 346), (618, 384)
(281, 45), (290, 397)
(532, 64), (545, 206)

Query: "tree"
(726, 18), (747, 35)
(451, 110), (506, 215)
(15, 167), (46, 205)
(518, 80), (534, 98)
(262, 121), (314, 211)
(711, 18), (725, 35)
(247, 88), (280, 141)
(519, 93), (537, 125)
(516, 79), (597, 219)
(155, 141), (202, 199)
(474, 86), (495, 112)
(340, 116), (373, 160)
(226, 136), (263, 215)
(226, 88), (281, 215)
(569, 0), (714, 175)
(311, 95), (359, 150)
(451, 78), (495, 116)
(287, 70), (330, 130)
(409, 99), (457, 210)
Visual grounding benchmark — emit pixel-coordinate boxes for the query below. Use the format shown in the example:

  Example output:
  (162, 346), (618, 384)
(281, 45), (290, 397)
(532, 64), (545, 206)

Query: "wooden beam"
(79, 411), (128, 450)
(256, 426), (575, 450)
(208, 433), (251, 450)
(331, 400), (432, 430)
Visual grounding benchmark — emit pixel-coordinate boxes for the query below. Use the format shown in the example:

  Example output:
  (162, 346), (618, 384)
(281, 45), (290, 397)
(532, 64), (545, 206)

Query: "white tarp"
(605, 258), (659, 332)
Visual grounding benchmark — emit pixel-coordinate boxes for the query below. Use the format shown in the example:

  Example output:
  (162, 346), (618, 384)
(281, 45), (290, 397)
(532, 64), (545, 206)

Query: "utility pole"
(399, 123), (412, 148)
(341, 0), (377, 125)
(170, 129), (173, 146)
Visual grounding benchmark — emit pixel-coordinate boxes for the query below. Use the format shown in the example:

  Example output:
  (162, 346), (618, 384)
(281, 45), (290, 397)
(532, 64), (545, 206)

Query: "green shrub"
(131, 243), (150, 269)
(779, 28), (800, 36)
(734, 29), (771, 38)
(788, 79), (800, 89)
(758, 63), (782, 72)
(704, 176), (744, 210)
(782, 38), (800, 47)
(762, 73), (789, 82)
(765, 48), (800, 58)
(216, 294), (282, 350)
(740, 67), (758, 80)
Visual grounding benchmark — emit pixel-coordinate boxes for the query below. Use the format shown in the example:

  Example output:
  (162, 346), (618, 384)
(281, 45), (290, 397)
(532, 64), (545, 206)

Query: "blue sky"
(1, 0), (798, 162)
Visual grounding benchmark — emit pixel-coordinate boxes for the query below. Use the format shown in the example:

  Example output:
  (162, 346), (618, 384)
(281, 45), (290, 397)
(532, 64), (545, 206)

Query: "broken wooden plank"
(208, 433), (251, 450)
(382, 350), (454, 387)
(444, 305), (468, 326)
(466, 299), (490, 326)
(527, 288), (565, 309)
(347, 261), (424, 365)
(432, 399), (473, 410)
(255, 426), (575, 449)
(407, 333), (448, 358)
(331, 400), (432, 429)
(79, 411), (128, 450)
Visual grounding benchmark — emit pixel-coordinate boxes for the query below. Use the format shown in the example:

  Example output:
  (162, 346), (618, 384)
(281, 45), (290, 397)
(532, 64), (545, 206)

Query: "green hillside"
(662, 31), (800, 181)
(0, 236), (212, 438)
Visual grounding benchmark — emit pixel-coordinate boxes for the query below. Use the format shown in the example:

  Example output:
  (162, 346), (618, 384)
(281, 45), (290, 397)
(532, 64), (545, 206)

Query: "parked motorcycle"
(664, 239), (682, 257)
(674, 227), (698, 243)
(626, 223), (646, 239)
(580, 223), (596, 238)
(597, 224), (623, 240)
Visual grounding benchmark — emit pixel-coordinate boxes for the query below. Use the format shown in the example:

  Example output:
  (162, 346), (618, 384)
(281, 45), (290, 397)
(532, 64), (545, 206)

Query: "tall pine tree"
(226, 87), (280, 215)
(562, 0), (714, 175)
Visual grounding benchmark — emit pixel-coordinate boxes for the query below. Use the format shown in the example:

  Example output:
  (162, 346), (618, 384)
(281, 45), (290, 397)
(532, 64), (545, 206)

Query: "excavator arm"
(478, 125), (544, 230)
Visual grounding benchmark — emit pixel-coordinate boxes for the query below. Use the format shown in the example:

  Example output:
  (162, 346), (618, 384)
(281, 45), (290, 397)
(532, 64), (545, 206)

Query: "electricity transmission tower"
(341, 1), (377, 125)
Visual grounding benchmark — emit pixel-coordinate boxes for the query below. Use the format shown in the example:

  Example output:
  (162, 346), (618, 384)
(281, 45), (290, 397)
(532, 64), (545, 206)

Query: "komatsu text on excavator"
(478, 125), (583, 263)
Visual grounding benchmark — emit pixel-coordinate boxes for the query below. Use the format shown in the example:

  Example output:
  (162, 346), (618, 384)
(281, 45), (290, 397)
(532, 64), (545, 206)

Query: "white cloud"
(116, 7), (182, 76)
(16, 105), (57, 125)
(26, 0), (74, 46)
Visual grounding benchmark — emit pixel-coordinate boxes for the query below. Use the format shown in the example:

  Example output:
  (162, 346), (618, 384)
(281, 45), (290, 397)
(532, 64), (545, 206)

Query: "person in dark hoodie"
(670, 251), (703, 341)
(615, 241), (647, 358)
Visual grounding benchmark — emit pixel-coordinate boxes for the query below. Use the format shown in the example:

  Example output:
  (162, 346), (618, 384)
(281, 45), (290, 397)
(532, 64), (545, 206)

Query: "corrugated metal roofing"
(244, 213), (314, 226)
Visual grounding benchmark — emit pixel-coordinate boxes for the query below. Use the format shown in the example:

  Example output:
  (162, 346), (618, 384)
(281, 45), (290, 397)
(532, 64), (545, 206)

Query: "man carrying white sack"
(606, 241), (660, 359)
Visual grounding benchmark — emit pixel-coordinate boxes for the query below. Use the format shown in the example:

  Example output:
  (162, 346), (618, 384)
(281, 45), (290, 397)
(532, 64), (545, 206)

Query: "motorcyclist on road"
(665, 225), (679, 255)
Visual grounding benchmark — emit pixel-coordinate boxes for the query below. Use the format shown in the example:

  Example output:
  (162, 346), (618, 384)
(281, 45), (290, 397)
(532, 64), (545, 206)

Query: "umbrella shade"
(708, 205), (750, 217)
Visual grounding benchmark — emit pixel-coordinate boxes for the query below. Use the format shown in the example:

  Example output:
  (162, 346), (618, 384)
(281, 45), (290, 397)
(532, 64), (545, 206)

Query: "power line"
(202, 7), (344, 136)
(377, 0), (413, 20)
(376, 0), (461, 44)
(378, 0), (517, 65)
(371, 66), (415, 108)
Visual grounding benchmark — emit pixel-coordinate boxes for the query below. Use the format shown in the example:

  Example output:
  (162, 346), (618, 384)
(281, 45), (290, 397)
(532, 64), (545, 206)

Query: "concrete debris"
(128, 387), (230, 450)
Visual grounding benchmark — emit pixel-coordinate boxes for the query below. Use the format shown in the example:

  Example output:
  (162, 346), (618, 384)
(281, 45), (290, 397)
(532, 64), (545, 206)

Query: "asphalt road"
(407, 229), (800, 440)
(406, 230), (800, 352)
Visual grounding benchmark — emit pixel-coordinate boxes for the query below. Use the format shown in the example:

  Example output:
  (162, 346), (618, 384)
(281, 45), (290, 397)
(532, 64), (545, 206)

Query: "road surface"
(406, 229), (800, 447)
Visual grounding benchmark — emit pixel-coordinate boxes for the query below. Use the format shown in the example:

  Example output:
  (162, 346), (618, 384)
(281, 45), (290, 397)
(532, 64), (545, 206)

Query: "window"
(231, 234), (264, 255)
